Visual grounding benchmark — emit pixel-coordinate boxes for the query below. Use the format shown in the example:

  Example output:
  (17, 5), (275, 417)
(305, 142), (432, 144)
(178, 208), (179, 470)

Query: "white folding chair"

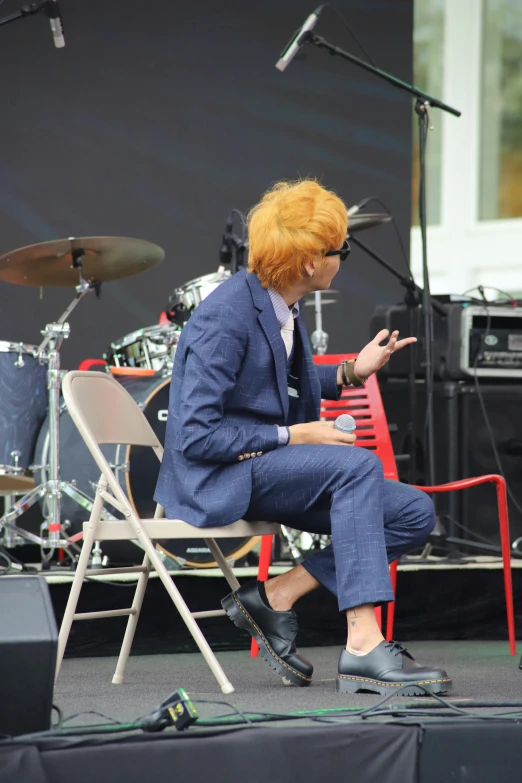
(55, 371), (280, 694)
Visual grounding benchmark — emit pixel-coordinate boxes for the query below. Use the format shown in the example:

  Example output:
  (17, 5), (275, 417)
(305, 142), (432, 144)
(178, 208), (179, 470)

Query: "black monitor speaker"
(379, 379), (522, 545)
(0, 576), (57, 737)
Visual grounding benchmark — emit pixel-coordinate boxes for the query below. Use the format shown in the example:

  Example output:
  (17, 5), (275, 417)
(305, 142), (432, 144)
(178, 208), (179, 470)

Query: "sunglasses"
(325, 238), (351, 262)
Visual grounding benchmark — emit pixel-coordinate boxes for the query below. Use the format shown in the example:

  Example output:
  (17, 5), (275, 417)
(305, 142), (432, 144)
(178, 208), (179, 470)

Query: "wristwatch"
(341, 359), (366, 388)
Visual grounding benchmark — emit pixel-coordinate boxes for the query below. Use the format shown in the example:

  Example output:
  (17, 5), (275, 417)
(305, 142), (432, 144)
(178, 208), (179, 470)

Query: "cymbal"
(303, 297), (338, 306)
(347, 213), (392, 234)
(0, 236), (165, 287)
(0, 474), (35, 494)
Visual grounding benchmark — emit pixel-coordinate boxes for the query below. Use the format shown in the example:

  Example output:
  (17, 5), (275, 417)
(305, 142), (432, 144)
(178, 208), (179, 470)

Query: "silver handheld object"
(334, 414), (356, 433)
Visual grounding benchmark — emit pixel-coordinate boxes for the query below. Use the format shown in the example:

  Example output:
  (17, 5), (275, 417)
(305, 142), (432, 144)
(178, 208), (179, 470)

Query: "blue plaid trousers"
(245, 445), (435, 611)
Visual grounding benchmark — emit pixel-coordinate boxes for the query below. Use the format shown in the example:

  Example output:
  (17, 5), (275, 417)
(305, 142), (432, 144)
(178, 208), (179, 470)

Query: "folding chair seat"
(55, 371), (280, 694)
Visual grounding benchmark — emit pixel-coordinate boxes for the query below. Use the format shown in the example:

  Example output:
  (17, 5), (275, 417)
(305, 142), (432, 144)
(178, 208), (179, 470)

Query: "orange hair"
(247, 179), (348, 290)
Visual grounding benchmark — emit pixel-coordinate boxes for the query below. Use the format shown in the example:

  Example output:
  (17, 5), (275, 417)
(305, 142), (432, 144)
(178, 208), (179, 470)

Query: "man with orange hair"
(155, 179), (451, 696)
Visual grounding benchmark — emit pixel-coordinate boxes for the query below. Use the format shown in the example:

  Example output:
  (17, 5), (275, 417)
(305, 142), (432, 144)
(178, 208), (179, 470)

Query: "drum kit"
(0, 236), (252, 570)
(0, 212), (390, 572)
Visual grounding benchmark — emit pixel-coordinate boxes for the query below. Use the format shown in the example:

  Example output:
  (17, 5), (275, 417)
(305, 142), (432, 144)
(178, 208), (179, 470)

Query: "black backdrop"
(0, 0), (413, 368)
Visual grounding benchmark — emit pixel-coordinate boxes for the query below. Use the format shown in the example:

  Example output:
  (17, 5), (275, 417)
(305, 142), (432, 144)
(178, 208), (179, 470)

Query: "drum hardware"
(0, 236), (165, 564)
(105, 323), (181, 375)
(218, 210), (247, 274)
(279, 526), (330, 565)
(166, 267), (232, 327)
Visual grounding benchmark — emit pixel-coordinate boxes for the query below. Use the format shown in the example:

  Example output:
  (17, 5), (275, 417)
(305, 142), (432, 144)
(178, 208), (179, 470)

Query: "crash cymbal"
(347, 213), (392, 234)
(0, 236), (165, 287)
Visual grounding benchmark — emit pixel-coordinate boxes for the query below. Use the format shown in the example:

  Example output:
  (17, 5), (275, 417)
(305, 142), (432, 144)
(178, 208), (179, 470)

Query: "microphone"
(275, 5), (324, 72)
(334, 414), (356, 434)
(42, 1), (65, 48)
(219, 216), (234, 266)
(347, 197), (373, 217)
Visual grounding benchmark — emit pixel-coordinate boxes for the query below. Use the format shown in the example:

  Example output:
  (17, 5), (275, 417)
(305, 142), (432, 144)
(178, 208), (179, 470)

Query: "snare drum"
(106, 323), (181, 373)
(0, 342), (47, 470)
(168, 269), (231, 326)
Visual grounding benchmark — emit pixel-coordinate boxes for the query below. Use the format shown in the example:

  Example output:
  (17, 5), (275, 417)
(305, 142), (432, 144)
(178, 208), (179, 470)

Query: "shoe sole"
(336, 675), (453, 697)
(221, 592), (312, 688)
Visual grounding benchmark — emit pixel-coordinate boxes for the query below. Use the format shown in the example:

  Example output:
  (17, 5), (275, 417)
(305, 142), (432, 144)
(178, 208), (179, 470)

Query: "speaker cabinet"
(0, 576), (57, 736)
(379, 380), (522, 544)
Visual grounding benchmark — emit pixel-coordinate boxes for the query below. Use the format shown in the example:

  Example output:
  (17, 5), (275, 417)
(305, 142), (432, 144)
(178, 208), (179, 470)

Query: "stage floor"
(54, 640), (521, 724)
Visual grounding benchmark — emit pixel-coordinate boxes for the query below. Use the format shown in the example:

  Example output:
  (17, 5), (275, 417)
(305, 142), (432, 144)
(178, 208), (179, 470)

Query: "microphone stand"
(349, 234), (446, 486)
(300, 31), (461, 489)
(0, 2), (46, 29)
(311, 292), (328, 355)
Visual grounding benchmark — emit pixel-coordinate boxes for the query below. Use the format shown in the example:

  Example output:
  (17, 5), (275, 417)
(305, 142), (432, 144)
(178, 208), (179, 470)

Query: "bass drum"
(35, 373), (259, 567)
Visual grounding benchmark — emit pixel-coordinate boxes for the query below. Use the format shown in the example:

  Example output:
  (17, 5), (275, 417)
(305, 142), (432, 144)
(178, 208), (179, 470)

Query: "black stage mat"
(43, 565), (522, 658)
(4, 643), (522, 783)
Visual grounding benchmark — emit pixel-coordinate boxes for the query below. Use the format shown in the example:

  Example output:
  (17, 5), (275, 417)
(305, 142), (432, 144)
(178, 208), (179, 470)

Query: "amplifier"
(371, 303), (522, 380)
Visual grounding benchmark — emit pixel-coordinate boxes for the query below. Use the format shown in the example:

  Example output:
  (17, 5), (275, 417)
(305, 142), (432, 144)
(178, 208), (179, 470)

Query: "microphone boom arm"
(0, 3), (42, 29)
(303, 32), (461, 117)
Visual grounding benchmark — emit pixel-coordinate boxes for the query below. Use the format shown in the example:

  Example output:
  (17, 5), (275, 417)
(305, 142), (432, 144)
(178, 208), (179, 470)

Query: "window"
(411, 0), (445, 225)
(479, 0), (522, 220)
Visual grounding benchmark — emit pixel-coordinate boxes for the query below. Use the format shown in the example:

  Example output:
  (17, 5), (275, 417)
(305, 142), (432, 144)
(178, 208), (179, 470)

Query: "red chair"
(77, 358), (107, 371)
(315, 353), (516, 655)
(252, 353), (516, 656)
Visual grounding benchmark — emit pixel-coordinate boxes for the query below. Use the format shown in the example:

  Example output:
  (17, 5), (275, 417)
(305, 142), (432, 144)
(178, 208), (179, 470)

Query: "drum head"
(123, 377), (257, 567)
(0, 348), (47, 468)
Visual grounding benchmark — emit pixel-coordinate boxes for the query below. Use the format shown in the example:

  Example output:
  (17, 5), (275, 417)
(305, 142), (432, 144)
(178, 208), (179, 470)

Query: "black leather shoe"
(221, 581), (313, 687)
(337, 641), (452, 696)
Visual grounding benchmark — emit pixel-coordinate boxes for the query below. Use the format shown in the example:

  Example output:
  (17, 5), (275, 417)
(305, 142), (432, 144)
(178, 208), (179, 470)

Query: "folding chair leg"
(55, 502), (100, 682)
(137, 535), (235, 694)
(112, 552), (152, 685)
(204, 538), (240, 591)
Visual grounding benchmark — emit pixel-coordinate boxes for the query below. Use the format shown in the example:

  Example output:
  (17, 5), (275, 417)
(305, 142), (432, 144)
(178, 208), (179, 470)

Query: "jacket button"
(257, 451), (262, 456)
(238, 455), (244, 461)
(245, 453), (251, 459)
(250, 452), (256, 458)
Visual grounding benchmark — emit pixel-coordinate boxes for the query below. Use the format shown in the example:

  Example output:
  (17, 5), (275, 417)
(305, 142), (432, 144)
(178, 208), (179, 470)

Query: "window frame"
(410, 0), (522, 296)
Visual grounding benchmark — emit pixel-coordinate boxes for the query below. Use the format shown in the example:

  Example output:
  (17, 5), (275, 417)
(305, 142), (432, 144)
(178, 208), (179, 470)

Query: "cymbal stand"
(0, 257), (115, 565)
(311, 292), (328, 355)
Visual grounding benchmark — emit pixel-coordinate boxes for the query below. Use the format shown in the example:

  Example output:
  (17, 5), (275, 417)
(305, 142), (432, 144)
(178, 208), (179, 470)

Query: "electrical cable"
(444, 514), (519, 554)
(51, 705), (63, 729)
(0, 550), (13, 575)
(8, 691), (522, 744)
(323, 5), (377, 67)
(462, 285), (518, 307)
(229, 208), (246, 243)
(356, 196), (414, 283)
(60, 710), (125, 727)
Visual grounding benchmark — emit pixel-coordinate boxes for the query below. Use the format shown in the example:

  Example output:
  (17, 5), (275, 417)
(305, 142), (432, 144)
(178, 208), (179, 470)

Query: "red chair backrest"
(313, 354), (398, 481)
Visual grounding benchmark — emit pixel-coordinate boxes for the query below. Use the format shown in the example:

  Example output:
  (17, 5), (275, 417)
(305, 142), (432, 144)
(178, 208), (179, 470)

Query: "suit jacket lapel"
(246, 273), (289, 421)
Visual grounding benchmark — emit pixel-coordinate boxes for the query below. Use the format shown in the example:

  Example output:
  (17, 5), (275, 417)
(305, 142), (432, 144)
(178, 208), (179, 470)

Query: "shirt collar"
(267, 287), (300, 328)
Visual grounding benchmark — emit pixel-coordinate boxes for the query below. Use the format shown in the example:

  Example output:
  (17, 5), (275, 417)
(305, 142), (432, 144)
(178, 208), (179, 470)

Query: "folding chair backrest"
(62, 371), (162, 449)
(313, 354), (399, 481)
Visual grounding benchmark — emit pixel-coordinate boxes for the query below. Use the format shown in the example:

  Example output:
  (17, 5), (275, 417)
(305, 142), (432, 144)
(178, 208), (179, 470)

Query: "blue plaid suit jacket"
(154, 269), (339, 526)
